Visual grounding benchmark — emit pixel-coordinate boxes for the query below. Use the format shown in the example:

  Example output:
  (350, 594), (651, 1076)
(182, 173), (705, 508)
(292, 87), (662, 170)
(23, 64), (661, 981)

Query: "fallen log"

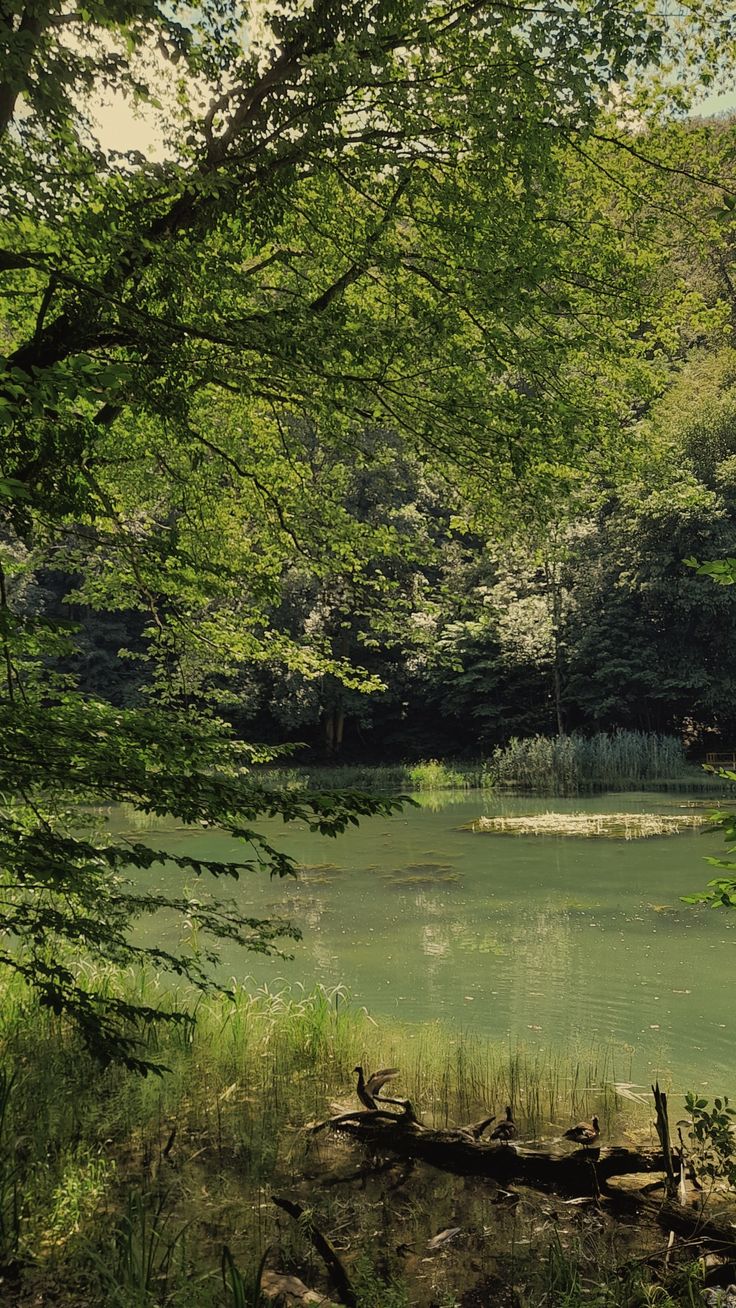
(604, 1189), (736, 1259)
(317, 1109), (736, 1257)
(318, 1108), (668, 1194)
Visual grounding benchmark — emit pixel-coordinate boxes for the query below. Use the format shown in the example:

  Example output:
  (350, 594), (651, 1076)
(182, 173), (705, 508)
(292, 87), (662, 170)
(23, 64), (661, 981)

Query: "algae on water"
(468, 811), (712, 839)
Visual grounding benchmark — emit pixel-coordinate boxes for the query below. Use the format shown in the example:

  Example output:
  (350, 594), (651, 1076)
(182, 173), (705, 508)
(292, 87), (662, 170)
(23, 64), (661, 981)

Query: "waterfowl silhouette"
(563, 1115), (600, 1147)
(463, 1113), (496, 1140)
(490, 1106), (517, 1142)
(353, 1065), (400, 1110)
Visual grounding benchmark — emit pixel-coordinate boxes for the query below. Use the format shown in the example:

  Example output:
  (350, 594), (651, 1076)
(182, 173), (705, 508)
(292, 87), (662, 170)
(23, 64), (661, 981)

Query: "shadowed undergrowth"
(2, 971), (722, 1307)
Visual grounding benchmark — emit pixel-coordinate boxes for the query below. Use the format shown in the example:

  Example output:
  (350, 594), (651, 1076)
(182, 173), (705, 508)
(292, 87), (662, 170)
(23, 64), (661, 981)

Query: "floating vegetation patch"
(381, 861), (460, 886)
(467, 812), (712, 839)
(296, 862), (341, 877)
(456, 934), (507, 955)
(403, 862), (455, 875)
(387, 872), (461, 886)
(658, 798), (736, 809)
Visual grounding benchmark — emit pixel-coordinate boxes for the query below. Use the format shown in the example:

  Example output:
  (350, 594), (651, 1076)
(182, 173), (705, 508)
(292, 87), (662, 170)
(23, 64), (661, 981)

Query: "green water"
(129, 790), (735, 1093)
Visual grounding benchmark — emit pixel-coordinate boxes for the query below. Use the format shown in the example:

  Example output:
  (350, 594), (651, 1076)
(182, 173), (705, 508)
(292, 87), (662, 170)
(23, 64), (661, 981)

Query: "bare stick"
(271, 1195), (356, 1308)
(652, 1082), (677, 1197)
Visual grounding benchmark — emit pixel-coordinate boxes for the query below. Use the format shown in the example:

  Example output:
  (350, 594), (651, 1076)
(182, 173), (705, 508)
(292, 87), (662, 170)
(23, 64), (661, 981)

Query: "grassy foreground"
(0, 969), (715, 1307)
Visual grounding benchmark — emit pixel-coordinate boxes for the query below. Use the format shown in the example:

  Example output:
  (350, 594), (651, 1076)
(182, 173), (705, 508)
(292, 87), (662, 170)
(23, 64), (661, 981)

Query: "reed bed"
(488, 730), (708, 795)
(0, 968), (641, 1160)
(471, 811), (711, 839)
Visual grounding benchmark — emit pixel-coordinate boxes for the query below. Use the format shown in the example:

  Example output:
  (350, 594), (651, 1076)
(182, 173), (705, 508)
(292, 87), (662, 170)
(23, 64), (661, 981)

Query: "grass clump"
(470, 811), (711, 839)
(488, 731), (713, 795)
(405, 759), (488, 790)
(539, 1231), (707, 1308)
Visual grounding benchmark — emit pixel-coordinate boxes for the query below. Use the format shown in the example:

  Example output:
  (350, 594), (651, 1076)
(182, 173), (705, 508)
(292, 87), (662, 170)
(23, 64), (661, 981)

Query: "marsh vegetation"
(256, 734), (735, 799)
(5, 975), (736, 1308)
(0, 975), (695, 1308)
(470, 812), (712, 839)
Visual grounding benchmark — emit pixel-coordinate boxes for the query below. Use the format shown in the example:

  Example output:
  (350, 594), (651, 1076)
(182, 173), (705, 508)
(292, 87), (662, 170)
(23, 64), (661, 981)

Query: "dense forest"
(13, 110), (736, 758)
(49, 339), (736, 757)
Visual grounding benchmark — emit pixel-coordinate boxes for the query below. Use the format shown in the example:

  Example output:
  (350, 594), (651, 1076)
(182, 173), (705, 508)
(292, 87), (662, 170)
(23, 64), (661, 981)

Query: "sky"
(89, 49), (188, 161)
(93, 97), (164, 158)
(88, 55), (736, 162)
(692, 87), (736, 117)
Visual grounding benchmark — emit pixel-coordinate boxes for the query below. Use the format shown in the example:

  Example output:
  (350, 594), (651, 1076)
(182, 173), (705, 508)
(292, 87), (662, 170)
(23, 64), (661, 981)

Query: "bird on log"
(563, 1116), (600, 1149)
(354, 1065), (401, 1111)
(490, 1106), (517, 1143)
(461, 1114), (496, 1141)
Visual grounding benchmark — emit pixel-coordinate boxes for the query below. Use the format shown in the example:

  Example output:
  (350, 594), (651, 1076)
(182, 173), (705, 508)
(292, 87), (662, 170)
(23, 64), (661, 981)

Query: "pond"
(128, 790), (736, 1094)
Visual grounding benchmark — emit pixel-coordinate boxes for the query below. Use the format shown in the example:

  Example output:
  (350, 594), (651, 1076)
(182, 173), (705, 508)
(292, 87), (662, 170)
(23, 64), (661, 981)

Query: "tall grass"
(256, 759), (495, 793)
(489, 730), (709, 795)
(539, 1232), (705, 1308)
(0, 967), (651, 1306)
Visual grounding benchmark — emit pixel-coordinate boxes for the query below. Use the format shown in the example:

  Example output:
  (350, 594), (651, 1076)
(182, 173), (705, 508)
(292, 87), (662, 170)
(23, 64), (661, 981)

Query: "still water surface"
(131, 791), (735, 1092)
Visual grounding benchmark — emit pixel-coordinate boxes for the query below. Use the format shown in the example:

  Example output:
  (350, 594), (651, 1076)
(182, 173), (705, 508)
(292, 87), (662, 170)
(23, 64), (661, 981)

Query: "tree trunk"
(0, 1), (45, 141)
(324, 711), (335, 753)
(545, 558), (565, 736)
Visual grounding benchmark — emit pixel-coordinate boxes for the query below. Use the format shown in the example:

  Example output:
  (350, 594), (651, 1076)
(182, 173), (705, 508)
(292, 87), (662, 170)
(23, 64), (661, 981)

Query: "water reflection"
(129, 790), (736, 1091)
(421, 924), (450, 958)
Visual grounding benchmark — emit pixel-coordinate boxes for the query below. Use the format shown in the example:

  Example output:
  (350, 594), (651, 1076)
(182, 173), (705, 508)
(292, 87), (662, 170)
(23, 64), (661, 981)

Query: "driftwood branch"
(271, 1194), (356, 1308)
(310, 1106), (414, 1134)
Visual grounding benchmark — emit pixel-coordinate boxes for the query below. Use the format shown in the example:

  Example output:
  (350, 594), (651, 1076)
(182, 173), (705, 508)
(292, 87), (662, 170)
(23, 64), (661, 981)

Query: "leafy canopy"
(1, 0), (733, 1066)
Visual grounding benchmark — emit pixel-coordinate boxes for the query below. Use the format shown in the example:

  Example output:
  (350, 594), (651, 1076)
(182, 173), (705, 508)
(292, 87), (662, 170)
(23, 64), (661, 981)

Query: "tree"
(0, 0), (732, 1063)
(557, 348), (736, 739)
(682, 782), (736, 913)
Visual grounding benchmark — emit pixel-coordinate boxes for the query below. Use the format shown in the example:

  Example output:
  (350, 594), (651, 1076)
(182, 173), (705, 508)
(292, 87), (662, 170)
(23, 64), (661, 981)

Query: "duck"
(563, 1115), (600, 1147)
(490, 1106), (517, 1143)
(463, 1113), (496, 1140)
(354, 1065), (400, 1110)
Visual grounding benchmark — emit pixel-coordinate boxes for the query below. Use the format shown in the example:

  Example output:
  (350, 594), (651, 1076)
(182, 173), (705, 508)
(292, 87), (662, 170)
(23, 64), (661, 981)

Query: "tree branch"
(309, 170), (413, 313)
(588, 130), (736, 197)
